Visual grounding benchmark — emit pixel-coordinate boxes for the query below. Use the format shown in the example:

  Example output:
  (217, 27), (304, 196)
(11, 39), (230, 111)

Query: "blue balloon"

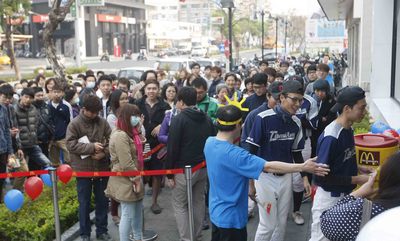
(4, 189), (24, 212)
(371, 121), (390, 134)
(41, 174), (52, 187)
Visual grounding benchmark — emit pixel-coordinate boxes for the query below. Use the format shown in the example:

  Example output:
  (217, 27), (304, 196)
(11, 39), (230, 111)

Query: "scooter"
(125, 49), (132, 60)
(100, 52), (110, 62)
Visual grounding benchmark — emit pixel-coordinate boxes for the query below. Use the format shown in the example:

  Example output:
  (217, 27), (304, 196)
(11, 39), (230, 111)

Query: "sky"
(267, 0), (322, 17)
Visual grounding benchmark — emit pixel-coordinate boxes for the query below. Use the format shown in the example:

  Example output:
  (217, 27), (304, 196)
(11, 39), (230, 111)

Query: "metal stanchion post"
(185, 165), (195, 241)
(49, 168), (61, 241)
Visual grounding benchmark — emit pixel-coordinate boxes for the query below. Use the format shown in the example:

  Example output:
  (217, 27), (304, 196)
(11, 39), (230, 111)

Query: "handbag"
(360, 199), (373, 229)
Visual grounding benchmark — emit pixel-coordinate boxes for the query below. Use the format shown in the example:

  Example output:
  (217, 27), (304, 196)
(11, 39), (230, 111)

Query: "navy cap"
(268, 81), (283, 100)
(313, 79), (330, 92)
(330, 86), (366, 113)
(282, 80), (303, 95)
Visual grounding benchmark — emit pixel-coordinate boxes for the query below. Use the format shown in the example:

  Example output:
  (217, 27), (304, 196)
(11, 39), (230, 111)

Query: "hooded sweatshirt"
(165, 107), (215, 170)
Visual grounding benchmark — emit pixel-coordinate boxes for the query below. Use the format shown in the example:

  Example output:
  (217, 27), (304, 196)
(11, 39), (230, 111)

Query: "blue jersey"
(314, 121), (358, 193)
(205, 137), (265, 229)
(241, 103), (269, 150)
(296, 94), (318, 130)
(246, 105), (304, 163)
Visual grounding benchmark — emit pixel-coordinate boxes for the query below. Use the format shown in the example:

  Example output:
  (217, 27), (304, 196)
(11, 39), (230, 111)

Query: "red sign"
(97, 14), (122, 23)
(32, 15), (49, 23)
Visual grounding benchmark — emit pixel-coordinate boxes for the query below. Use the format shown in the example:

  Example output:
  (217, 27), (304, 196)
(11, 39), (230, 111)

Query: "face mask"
(76, 87), (82, 93)
(16, 89), (22, 95)
(86, 82), (95, 89)
(130, 116), (140, 127)
(74, 97), (80, 105)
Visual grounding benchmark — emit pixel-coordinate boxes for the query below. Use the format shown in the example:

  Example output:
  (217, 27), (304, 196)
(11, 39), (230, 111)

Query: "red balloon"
(57, 164), (73, 184)
(24, 176), (43, 201)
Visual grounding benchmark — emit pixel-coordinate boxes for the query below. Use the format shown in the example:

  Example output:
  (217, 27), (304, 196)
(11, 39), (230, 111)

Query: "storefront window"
(393, 0), (400, 101)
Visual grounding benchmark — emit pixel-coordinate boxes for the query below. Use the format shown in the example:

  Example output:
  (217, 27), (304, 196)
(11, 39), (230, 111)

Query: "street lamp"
(283, 19), (291, 58)
(269, 13), (279, 61)
(260, 10), (265, 58)
(221, 0), (234, 71)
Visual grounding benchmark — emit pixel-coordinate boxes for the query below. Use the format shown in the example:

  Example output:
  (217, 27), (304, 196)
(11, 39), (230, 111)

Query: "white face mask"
(86, 82), (95, 89)
(74, 97), (80, 105)
(130, 116), (141, 127)
(16, 89), (22, 95)
(76, 87), (82, 93)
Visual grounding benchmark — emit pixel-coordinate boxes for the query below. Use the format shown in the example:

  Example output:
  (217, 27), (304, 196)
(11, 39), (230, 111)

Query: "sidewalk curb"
(60, 211), (95, 241)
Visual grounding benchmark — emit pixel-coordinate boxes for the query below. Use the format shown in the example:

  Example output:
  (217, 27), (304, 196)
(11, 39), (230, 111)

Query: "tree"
(212, 9), (265, 62)
(43, 0), (74, 81)
(0, 0), (31, 80)
(286, 14), (307, 53)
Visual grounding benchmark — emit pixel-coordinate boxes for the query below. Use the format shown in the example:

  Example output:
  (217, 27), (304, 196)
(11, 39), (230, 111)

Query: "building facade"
(30, 0), (146, 57)
(318, 0), (400, 129)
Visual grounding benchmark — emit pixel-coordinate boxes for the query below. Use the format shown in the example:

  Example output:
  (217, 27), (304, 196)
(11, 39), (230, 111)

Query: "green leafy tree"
(0, 0), (31, 80)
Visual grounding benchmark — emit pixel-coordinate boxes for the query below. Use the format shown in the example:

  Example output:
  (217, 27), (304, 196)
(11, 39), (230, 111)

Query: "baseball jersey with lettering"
(314, 120), (358, 193)
(246, 105), (304, 163)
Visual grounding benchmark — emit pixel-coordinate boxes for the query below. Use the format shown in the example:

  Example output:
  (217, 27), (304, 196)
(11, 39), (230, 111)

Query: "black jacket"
(165, 107), (215, 171)
(33, 100), (54, 143)
(15, 103), (38, 148)
(135, 97), (171, 149)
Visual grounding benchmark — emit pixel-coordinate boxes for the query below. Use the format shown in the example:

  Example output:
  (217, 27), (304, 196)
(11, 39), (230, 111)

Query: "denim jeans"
(120, 200), (143, 241)
(76, 177), (109, 237)
(23, 145), (51, 169)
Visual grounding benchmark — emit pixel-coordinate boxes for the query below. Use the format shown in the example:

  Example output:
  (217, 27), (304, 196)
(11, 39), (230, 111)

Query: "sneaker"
(112, 216), (120, 226)
(81, 235), (90, 241)
(151, 203), (162, 214)
(96, 233), (111, 241)
(292, 211), (305, 225)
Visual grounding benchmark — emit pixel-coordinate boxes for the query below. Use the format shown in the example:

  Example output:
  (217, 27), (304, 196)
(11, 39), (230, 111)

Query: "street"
(0, 50), (261, 78)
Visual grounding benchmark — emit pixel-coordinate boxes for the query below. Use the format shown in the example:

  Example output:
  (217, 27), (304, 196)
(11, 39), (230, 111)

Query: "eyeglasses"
(285, 95), (304, 104)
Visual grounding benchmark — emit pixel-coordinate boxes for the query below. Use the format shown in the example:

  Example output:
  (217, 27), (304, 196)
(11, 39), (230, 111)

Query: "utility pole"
(261, 10), (265, 58)
(275, 17), (278, 61)
(228, 6), (233, 71)
(221, 0), (234, 72)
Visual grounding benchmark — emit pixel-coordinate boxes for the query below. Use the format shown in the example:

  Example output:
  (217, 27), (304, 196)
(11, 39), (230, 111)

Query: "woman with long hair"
(320, 151), (400, 241)
(161, 83), (177, 109)
(105, 104), (146, 241)
(107, 89), (129, 130)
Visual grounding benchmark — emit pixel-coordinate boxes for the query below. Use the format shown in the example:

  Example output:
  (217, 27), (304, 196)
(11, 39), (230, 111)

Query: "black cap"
(268, 81), (283, 100)
(330, 86), (366, 113)
(313, 79), (330, 92)
(282, 80), (303, 95)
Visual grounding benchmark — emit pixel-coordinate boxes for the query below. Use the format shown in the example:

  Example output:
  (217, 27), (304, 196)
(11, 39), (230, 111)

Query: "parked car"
(0, 54), (11, 65)
(177, 45), (191, 55)
(191, 47), (208, 57)
(117, 67), (152, 87)
(262, 52), (277, 65)
(193, 58), (222, 71)
(155, 58), (196, 76)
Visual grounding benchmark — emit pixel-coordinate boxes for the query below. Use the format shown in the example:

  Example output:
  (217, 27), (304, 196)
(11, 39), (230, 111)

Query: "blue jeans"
(23, 145), (51, 169)
(120, 200), (143, 241)
(76, 177), (109, 237)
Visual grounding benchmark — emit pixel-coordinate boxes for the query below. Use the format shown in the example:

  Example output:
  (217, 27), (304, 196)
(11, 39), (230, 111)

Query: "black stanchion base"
(143, 230), (158, 241)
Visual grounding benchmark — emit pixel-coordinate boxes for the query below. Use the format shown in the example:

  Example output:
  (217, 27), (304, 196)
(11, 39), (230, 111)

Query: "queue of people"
(0, 53), (399, 241)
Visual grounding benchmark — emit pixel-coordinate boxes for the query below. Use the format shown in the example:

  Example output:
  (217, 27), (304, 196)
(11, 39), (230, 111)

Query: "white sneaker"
(292, 211), (305, 225)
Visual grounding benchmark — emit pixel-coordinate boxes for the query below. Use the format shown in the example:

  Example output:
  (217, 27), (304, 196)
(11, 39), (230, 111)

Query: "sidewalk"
(72, 187), (312, 241)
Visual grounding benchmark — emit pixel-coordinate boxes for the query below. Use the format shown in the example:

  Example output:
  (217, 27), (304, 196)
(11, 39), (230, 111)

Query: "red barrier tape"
(143, 144), (165, 159)
(0, 161), (206, 179)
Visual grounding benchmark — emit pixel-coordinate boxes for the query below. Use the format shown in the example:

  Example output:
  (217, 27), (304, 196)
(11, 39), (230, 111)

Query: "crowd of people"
(0, 53), (399, 241)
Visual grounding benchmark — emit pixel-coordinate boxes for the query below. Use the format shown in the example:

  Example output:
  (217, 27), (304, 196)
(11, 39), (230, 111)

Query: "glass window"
(393, 0), (400, 100)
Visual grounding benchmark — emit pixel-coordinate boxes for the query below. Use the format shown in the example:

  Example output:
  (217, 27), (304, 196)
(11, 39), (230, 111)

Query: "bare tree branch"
(43, 0), (75, 81)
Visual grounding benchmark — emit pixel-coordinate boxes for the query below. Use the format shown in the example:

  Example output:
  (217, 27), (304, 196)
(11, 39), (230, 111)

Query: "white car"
(191, 47), (208, 57)
(155, 58), (196, 76)
(117, 67), (152, 88)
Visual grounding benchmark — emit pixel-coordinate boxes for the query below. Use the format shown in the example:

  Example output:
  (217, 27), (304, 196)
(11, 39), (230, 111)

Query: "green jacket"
(197, 95), (219, 122)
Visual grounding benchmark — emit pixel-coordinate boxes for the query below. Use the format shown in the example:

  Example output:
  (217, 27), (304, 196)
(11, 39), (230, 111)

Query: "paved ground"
(73, 186), (312, 241)
(74, 140), (313, 241)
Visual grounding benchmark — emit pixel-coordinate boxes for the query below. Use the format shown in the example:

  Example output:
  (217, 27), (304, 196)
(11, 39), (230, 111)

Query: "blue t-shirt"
(204, 137), (265, 229)
(246, 106), (304, 163)
(314, 121), (358, 193)
(241, 103), (269, 150)
(326, 63), (334, 86)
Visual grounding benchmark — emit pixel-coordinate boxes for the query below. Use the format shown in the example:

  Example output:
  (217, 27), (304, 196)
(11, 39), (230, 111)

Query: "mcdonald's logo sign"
(358, 150), (380, 166)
